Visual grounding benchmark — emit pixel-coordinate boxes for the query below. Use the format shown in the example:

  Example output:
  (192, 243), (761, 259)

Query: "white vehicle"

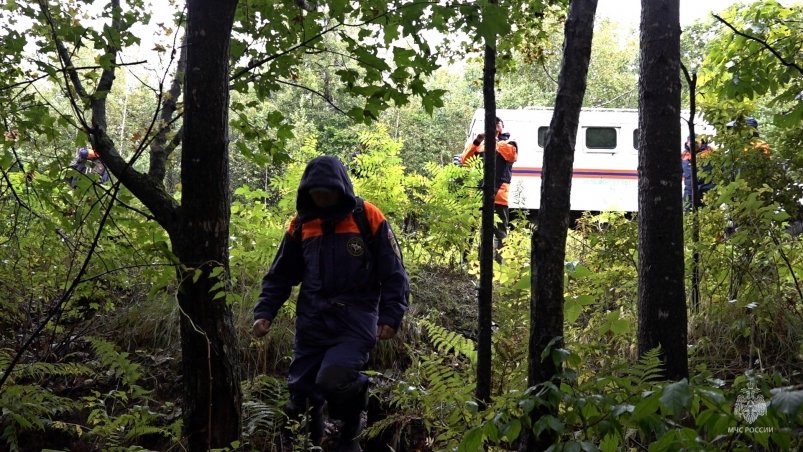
(466, 108), (715, 212)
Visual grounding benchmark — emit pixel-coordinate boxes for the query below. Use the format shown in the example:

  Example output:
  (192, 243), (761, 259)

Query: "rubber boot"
(334, 384), (368, 452)
(335, 415), (363, 452)
(309, 404), (325, 446)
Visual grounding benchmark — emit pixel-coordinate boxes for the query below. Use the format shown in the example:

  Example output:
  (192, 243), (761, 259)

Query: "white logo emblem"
(347, 237), (365, 257)
(734, 381), (767, 424)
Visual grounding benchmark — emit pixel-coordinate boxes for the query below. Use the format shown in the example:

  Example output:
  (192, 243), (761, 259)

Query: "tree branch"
(150, 40), (187, 183)
(38, 0), (90, 130)
(277, 79), (347, 114)
(231, 21), (344, 81)
(713, 14), (803, 76)
(0, 61), (148, 93)
(230, 1), (440, 81)
(41, 0), (180, 235)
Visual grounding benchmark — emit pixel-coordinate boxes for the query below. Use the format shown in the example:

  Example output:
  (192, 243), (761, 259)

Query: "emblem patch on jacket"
(347, 237), (365, 256)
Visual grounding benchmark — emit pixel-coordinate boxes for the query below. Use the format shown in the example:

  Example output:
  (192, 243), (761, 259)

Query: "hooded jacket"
(254, 156), (409, 345)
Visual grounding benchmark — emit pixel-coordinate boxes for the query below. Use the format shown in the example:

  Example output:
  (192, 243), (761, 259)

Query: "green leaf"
(565, 295), (594, 323)
(478, 2), (510, 43)
(210, 266), (225, 278)
(501, 418), (521, 441)
(770, 389), (803, 416)
(660, 379), (691, 415)
(533, 414), (563, 436)
(600, 433), (619, 452)
(460, 427), (484, 452)
(633, 392), (660, 420)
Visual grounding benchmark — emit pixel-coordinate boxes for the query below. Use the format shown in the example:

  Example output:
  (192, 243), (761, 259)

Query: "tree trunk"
(522, 1), (597, 449)
(177, 0), (242, 450)
(476, 4), (497, 407)
(681, 66), (701, 313)
(637, 0), (688, 380)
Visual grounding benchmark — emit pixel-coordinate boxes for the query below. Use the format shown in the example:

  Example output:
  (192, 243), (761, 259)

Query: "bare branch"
(37, 0), (90, 130)
(0, 177), (123, 391)
(0, 61), (148, 93)
(231, 21), (343, 81)
(150, 40), (187, 183)
(541, 59), (558, 85)
(277, 79), (347, 114)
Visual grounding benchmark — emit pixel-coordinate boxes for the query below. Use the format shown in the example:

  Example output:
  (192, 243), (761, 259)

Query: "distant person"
(721, 117), (772, 298)
(253, 155), (409, 451)
(722, 117), (771, 235)
(681, 136), (714, 210)
(69, 147), (109, 186)
(726, 117), (770, 157)
(459, 116), (518, 261)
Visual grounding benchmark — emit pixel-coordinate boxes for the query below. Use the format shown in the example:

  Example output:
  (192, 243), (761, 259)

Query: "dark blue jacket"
(254, 156), (409, 345)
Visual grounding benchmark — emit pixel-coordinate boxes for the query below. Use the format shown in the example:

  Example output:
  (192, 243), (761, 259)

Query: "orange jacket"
(460, 137), (518, 206)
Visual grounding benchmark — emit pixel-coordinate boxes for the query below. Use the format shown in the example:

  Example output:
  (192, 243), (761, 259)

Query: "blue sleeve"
(253, 231), (303, 322)
(373, 221), (409, 330)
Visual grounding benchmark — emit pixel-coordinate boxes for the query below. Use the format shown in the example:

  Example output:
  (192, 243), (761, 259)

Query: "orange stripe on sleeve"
(460, 143), (482, 165)
(362, 201), (386, 235)
(497, 141), (517, 163)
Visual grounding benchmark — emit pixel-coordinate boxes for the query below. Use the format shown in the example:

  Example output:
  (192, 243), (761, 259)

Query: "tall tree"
(175, 0), (241, 448)
(637, 0), (688, 380)
(522, 0), (597, 449)
(90, 0), (243, 448)
(476, 0), (498, 408)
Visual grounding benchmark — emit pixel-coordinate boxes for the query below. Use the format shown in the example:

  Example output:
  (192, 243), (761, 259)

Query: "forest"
(0, 0), (802, 451)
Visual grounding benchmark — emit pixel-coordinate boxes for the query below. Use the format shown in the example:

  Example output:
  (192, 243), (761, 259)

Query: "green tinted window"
(537, 126), (548, 147)
(586, 127), (617, 149)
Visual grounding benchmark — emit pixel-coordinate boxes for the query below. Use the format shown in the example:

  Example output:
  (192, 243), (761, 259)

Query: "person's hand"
(253, 318), (271, 338)
(473, 133), (485, 145)
(376, 324), (396, 340)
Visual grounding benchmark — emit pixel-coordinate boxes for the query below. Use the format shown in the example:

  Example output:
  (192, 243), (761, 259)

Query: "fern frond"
(13, 362), (91, 382)
(421, 320), (477, 364)
(242, 399), (281, 437)
(420, 356), (475, 399)
(86, 337), (142, 387)
(630, 347), (665, 385)
(0, 382), (78, 450)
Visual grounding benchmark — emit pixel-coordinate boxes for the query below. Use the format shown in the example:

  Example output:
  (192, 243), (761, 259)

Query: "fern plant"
(81, 338), (181, 449)
(0, 347), (89, 451)
(362, 315), (480, 450)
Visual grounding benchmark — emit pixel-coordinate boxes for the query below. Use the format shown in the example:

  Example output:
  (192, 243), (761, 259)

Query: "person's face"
(309, 187), (341, 208)
(496, 121), (504, 137)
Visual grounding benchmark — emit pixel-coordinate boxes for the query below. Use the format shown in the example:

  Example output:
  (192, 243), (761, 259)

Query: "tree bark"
(522, 0), (597, 449)
(637, 0), (688, 380)
(177, 1), (242, 450)
(476, 25), (496, 408)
